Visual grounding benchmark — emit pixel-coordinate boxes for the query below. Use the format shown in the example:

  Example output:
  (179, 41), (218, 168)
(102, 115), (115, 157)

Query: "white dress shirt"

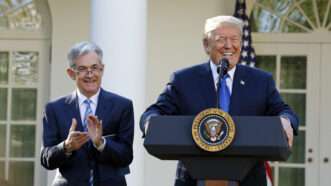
(76, 88), (106, 151)
(209, 60), (236, 94)
(77, 89), (99, 122)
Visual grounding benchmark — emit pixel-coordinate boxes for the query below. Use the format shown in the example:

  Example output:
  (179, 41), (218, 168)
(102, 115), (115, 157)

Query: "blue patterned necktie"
(83, 99), (94, 186)
(219, 74), (230, 112)
(83, 99), (93, 131)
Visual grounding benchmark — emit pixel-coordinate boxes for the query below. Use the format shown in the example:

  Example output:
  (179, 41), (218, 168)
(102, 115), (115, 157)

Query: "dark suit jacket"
(41, 89), (134, 186)
(140, 62), (299, 186)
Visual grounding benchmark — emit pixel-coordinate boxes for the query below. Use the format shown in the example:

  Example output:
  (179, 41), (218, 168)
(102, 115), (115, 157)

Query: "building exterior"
(0, 0), (330, 186)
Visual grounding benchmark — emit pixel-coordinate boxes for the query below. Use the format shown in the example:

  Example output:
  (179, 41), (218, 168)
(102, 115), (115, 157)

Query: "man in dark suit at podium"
(41, 41), (134, 186)
(140, 16), (298, 186)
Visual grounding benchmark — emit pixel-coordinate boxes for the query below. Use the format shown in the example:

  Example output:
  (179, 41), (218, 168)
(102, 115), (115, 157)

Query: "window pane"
(0, 179), (10, 186)
(300, 1), (315, 26)
(282, 21), (306, 33)
(0, 0), (42, 31)
(11, 88), (37, 120)
(0, 161), (7, 186)
(255, 55), (276, 79)
(281, 93), (306, 126)
(251, 7), (281, 32)
(0, 52), (9, 84)
(9, 161), (34, 186)
(10, 125), (35, 157)
(279, 168), (305, 186)
(12, 52), (39, 85)
(258, 0), (272, 8)
(316, 0), (329, 26)
(285, 7), (313, 32)
(0, 88), (7, 120)
(0, 125), (6, 157)
(271, 0), (292, 16)
(280, 56), (307, 89)
(327, 1), (331, 27)
(287, 131), (305, 163)
(0, 161), (4, 179)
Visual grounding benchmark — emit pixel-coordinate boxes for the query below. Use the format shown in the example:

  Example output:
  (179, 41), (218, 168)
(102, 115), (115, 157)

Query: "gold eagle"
(204, 119), (223, 142)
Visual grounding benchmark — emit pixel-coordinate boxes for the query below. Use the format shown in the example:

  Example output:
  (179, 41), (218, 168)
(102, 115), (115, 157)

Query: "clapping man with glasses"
(41, 41), (134, 186)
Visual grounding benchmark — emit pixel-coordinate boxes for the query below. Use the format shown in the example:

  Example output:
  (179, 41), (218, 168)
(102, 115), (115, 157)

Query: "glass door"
(320, 44), (331, 186)
(254, 43), (320, 186)
(0, 40), (49, 186)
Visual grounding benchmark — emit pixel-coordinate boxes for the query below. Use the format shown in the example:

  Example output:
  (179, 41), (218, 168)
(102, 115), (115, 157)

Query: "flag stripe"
(233, 0), (256, 67)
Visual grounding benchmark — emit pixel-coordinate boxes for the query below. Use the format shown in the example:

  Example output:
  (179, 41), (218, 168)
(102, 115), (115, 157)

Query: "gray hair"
(67, 41), (103, 67)
(203, 15), (243, 39)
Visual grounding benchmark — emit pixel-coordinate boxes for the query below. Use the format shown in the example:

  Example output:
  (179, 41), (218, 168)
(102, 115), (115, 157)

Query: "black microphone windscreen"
(221, 58), (229, 70)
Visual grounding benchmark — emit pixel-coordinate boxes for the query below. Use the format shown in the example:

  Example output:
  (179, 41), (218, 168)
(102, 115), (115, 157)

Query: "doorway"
(255, 42), (326, 186)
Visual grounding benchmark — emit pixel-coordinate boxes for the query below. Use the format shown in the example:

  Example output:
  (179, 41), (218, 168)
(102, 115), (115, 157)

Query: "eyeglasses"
(73, 64), (103, 75)
(213, 35), (241, 45)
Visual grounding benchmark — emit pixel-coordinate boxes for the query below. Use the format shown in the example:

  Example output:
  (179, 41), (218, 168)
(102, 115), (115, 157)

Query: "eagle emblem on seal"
(204, 119), (224, 142)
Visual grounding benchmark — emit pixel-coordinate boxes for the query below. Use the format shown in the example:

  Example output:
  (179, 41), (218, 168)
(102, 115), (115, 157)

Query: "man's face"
(204, 24), (242, 69)
(67, 52), (104, 98)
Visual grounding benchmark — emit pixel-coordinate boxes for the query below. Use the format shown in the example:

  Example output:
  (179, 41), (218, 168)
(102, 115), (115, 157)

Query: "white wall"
(145, 1), (235, 185)
(48, 0), (91, 99)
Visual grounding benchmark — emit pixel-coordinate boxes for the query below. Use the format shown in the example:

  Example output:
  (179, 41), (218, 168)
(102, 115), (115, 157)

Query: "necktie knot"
(218, 73), (229, 88)
(84, 99), (92, 105)
(221, 73), (229, 81)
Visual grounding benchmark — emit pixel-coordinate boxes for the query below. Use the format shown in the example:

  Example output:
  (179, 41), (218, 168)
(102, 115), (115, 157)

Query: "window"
(251, 0), (331, 32)
(0, 0), (50, 185)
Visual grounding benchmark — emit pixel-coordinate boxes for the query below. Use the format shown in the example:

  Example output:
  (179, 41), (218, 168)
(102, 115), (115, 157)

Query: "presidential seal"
(192, 108), (236, 152)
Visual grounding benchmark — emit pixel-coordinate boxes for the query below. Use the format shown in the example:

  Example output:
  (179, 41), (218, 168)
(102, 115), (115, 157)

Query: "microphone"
(217, 58), (230, 79)
(216, 58), (229, 108)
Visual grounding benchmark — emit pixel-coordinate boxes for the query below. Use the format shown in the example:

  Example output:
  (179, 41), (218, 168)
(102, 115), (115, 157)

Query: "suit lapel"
(64, 91), (84, 131)
(95, 89), (113, 123)
(230, 65), (248, 115)
(198, 62), (218, 108)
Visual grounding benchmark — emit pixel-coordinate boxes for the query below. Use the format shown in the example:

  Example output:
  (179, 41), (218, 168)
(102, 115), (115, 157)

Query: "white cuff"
(94, 137), (106, 152)
(59, 141), (72, 157)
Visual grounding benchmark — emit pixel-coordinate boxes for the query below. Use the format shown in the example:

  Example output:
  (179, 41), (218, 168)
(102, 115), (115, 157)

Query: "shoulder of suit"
(237, 64), (273, 79)
(175, 62), (207, 74)
(100, 89), (133, 105)
(43, 94), (73, 112)
(172, 62), (208, 80)
(46, 93), (73, 105)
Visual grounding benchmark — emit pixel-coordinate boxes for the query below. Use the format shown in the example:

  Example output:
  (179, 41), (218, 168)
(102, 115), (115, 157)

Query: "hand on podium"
(280, 116), (294, 148)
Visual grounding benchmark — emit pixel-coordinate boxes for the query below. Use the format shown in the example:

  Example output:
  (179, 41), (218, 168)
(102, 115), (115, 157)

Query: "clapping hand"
(64, 118), (89, 153)
(87, 115), (104, 148)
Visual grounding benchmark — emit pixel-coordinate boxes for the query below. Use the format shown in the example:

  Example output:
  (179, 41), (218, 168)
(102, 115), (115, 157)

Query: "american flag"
(233, 0), (256, 67)
(234, 0), (273, 185)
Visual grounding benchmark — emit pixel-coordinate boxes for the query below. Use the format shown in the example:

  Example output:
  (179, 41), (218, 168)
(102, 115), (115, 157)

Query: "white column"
(90, 1), (146, 186)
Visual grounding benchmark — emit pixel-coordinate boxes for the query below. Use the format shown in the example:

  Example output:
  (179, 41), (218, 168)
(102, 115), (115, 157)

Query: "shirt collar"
(76, 88), (101, 106)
